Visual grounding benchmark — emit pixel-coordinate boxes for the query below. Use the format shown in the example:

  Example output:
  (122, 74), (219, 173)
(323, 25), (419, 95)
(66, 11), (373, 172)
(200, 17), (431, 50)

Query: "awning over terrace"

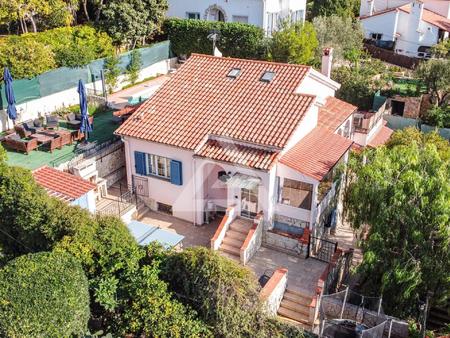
(127, 220), (184, 248)
(225, 173), (261, 190)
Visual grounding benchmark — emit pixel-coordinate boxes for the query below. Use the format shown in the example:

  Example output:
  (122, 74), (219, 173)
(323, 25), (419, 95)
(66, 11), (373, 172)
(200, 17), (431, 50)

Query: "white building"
(359, 0), (450, 58)
(166, 0), (306, 33)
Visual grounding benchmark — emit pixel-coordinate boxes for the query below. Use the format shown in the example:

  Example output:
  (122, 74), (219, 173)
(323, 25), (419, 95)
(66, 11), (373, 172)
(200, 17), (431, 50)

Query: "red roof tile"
(113, 103), (144, 117)
(360, 4), (450, 32)
(368, 125), (394, 147)
(280, 128), (353, 181)
(116, 54), (314, 150)
(318, 97), (357, 131)
(33, 166), (96, 202)
(195, 138), (279, 170)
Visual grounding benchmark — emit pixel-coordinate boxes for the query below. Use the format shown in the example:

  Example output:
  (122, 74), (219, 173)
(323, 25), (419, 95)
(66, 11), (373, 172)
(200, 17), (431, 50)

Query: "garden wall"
(364, 44), (420, 69)
(0, 41), (176, 132)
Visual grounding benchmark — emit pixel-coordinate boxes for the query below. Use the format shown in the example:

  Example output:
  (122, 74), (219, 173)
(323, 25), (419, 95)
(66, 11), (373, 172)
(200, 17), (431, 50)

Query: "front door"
(241, 187), (258, 219)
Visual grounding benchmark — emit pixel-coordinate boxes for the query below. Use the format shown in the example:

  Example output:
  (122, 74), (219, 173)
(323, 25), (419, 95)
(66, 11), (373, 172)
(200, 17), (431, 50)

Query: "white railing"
(240, 212), (264, 265)
(210, 205), (237, 251)
(260, 268), (288, 317)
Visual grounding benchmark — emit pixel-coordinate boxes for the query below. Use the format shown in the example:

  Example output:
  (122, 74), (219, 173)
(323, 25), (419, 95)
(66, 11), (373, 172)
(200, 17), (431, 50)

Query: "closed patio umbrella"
(78, 79), (92, 141)
(3, 67), (17, 124)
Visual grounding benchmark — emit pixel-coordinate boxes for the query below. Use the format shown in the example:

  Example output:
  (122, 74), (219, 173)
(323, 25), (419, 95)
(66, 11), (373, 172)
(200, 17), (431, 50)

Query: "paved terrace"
(137, 212), (327, 295)
(5, 110), (119, 170)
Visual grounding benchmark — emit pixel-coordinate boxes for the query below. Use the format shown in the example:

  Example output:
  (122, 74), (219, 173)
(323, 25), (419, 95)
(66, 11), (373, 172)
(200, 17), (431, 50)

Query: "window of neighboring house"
(278, 178), (313, 210)
(371, 33), (383, 40)
(267, 12), (279, 33)
(186, 12), (200, 20)
(291, 10), (304, 23)
(343, 119), (351, 138)
(232, 15), (248, 23)
(353, 116), (363, 130)
(145, 154), (171, 179)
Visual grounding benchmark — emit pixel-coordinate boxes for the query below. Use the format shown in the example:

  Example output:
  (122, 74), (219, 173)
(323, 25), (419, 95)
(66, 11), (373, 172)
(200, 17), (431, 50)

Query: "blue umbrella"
(3, 67), (17, 123)
(77, 79), (92, 141)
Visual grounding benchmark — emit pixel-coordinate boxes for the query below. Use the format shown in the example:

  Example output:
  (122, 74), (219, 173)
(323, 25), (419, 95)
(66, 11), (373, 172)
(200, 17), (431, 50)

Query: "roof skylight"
(227, 68), (241, 78)
(260, 71), (275, 83)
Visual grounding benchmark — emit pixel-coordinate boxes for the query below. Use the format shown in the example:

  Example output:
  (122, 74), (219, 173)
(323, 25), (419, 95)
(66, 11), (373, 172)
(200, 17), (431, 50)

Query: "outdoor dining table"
(30, 132), (62, 153)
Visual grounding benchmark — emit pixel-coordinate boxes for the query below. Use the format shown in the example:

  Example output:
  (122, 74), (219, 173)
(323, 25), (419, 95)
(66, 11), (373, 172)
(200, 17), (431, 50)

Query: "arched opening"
(205, 5), (227, 22)
(202, 163), (228, 223)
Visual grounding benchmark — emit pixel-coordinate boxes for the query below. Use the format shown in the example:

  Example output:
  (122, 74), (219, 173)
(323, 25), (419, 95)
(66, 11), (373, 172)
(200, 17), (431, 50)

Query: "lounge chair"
(2, 133), (38, 154)
(46, 115), (59, 129)
(31, 119), (44, 133)
(66, 113), (81, 129)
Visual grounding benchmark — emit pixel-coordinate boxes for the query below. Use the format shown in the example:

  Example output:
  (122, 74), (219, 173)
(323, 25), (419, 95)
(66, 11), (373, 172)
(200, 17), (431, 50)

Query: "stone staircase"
(278, 288), (313, 330)
(219, 218), (253, 260)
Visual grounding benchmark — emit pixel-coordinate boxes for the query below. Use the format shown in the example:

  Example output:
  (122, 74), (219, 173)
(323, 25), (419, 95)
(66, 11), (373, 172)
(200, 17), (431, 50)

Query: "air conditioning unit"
(71, 159), (98, 183)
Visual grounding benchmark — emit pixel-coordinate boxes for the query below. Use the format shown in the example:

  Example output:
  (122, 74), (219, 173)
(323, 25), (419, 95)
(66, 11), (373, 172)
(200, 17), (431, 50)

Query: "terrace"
(3, 110), (120, 170)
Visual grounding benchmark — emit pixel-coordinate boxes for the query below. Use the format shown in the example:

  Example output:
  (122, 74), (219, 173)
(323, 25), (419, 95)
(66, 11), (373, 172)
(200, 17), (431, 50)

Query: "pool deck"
(108, 75), (171, 109)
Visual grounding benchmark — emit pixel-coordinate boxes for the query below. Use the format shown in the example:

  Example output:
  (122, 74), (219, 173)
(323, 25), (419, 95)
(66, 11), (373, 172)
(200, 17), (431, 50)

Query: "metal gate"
(132, 175), (149, 197)
(308, 234), (338, 263)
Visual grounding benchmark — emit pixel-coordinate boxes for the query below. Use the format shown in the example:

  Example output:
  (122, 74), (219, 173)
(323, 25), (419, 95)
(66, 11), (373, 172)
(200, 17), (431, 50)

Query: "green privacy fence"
(0, 41), (172, 109)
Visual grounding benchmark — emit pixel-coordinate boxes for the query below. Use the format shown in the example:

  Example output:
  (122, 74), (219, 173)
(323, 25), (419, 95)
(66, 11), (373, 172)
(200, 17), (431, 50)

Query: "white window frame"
(232, 15), (249, 23)
(186, 12), (200, 20)
(145, 154), (171, 179)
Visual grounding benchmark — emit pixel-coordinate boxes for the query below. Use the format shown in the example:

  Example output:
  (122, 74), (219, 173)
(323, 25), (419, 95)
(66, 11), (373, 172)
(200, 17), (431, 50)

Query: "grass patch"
(120, 75), (160, 90)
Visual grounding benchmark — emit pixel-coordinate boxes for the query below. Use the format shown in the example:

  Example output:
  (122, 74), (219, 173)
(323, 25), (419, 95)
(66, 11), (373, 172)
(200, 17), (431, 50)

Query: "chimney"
(411, 0), (424, 29)
(321, 48), (333, 78)
(360, 0), (375, 16)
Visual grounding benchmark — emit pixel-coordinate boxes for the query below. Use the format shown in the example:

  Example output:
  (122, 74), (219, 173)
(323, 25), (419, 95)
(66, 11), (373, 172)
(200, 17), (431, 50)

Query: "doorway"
(241, 187), (258, 219)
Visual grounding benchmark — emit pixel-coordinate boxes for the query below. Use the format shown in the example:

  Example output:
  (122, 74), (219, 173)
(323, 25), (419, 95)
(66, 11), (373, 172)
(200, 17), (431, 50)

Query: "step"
(226, 229), (247, 241)
(220, 243), (240, 256)
(219, 250), (240, 261)
(278, 315), (312, 331)
(280, 299), (310, 316)
(278, 306), (310, 325)
(283, 290), (313, 306)
(222, 236), (244, 248)
(229, 222), (252, 234)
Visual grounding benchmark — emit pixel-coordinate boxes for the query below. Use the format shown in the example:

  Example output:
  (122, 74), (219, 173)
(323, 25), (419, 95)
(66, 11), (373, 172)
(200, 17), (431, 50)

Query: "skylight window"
(260, 71), (275, 83)
(227, 68), (241, 79)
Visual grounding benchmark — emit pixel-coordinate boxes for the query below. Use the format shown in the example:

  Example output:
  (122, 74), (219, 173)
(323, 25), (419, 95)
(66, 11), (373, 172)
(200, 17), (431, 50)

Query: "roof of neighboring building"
(32, 166), (96, 202)
(368, 125), (394, 147)
(113, 103), (144, 117)
(116, 54), (315, 150)
(195, 138), (279, 171)
(318, 97), (357, 131)
(280, 128), (353, 181)
(360, 4), (450, 32)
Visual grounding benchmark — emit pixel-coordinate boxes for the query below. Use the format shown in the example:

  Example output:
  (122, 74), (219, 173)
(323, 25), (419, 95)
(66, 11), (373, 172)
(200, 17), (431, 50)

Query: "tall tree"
(415, 59), (450, 108)
(310, 0), (360, 19)
(344, 128), (450, 317)
(100, 0), (167, 48)
(269, 20), (318, 65)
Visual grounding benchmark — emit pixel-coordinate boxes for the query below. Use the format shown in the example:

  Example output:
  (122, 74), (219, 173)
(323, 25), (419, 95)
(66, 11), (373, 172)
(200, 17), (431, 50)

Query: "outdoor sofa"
(14, 119), (44, 137)
(66, 113), (94, 129)
(2, 133), (38, 154)
(46, 115), (59, 129)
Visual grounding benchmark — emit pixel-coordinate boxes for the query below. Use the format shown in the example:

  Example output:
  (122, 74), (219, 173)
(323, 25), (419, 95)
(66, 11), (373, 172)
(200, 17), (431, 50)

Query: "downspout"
(393, 9), (400, 49)
(192, 156), (198, 226)
(262, 0), (268, 35)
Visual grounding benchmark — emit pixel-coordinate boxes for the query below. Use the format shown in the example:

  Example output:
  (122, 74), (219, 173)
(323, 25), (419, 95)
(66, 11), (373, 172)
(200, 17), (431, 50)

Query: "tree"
(126, 49), (142, 84)
(0, 251), (90, 337)
(344, 128), (450, 318)
(424, 105), (450, 128)
(332, 57), (390, 110)
(310, 0), (360, 19)
(431, 39), (450, 59)
(100, 0), (168, 48)
(269, 20), (318, 65)
(415, 59), (450, 108)
(104, 55), (121, 92)
(0, 35), (56, 78)
(313, 15), (364, 64)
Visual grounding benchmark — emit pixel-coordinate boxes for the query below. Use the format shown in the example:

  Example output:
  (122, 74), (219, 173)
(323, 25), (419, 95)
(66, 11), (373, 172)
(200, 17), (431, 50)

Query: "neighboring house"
(116, 52), (356, 248)
(32, 166), (97, 213)
(166, 0), (306, 34)
(359, 0), (450, 58)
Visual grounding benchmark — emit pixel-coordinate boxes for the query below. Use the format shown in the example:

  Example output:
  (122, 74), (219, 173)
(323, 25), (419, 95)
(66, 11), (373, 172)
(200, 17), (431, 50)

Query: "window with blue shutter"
(134, 151), (146, 175)
(170, 160), (183, 186)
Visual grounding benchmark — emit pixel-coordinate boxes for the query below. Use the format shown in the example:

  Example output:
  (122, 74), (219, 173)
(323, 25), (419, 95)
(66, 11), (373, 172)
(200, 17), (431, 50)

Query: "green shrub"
(164, 18), (267, 59)
(424, 105), (450, 128)
(0, 35), (56, 78)
(126, 50), (142, 84)
(104, 55), (121, 93)
(0, 251), (90, 338)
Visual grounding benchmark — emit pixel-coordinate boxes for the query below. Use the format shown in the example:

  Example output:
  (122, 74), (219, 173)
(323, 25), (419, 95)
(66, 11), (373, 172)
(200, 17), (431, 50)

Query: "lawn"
(392, 78), (427, 96)
(6, 110), (119, 170)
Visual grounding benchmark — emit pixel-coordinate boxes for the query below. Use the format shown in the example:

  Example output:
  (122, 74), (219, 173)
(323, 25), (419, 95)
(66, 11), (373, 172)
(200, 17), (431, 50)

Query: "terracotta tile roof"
(368, 125), (394, 147)
(113, 103), (144, 117)
(360, 4), (450, 32)
(280, 128), (353, 181)
(33, 166), (96, 202)
(116, 54), (315, 150)
(318, 97), (357, 131)
(195, 138), (279, 170)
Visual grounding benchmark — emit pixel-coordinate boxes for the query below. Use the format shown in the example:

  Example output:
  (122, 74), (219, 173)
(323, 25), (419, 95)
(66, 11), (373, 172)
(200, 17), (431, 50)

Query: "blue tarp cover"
(127, 220), (184, 248)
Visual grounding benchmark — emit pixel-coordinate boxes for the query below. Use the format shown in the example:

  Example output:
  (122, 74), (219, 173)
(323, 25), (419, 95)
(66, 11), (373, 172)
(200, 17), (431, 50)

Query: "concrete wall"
(95, 144), (126, 187)
(0, 58), (175, 133)
(260, 268), (288, 317)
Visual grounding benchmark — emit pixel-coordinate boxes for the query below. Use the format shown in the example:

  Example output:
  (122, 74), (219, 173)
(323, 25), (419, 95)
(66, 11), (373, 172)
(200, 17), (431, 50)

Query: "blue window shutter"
(170, 160), (182, 186)
(134, 151), (146, 175)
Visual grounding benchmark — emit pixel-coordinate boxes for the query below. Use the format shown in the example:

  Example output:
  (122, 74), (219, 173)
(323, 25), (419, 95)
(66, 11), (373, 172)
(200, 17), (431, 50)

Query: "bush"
(104, 55), (121, 93)
(126, 50), (142, 84)
(0, 35), (56, 78)
(164, 18), (267, 59)
(0, 251), (90, 338)
(424, 105), (450, 128)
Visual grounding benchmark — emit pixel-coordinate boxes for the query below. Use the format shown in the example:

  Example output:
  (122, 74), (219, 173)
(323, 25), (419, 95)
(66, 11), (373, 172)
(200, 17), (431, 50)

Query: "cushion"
(66, 113), (76, 121)
(33, 119), (43, 127)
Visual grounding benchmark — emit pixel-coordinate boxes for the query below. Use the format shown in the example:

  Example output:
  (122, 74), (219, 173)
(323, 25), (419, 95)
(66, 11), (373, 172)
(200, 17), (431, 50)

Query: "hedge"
(163, 18), (267, 59)
(0, 251), (90, 338)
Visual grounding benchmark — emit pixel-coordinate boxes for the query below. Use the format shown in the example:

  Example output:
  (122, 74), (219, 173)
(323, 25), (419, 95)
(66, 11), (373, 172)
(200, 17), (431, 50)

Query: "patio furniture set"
(1, 114), (93, 155)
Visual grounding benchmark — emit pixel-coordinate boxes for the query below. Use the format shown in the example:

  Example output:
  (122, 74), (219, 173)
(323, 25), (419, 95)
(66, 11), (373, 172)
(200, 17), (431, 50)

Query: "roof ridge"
(190, 53), (312, 70)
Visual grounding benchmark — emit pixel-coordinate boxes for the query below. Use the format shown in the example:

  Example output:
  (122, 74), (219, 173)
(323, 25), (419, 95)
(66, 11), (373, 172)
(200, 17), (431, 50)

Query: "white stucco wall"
(360, 10), (399, 41)
(296, 70), (338, 105)
(71, 190), (96, 213)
